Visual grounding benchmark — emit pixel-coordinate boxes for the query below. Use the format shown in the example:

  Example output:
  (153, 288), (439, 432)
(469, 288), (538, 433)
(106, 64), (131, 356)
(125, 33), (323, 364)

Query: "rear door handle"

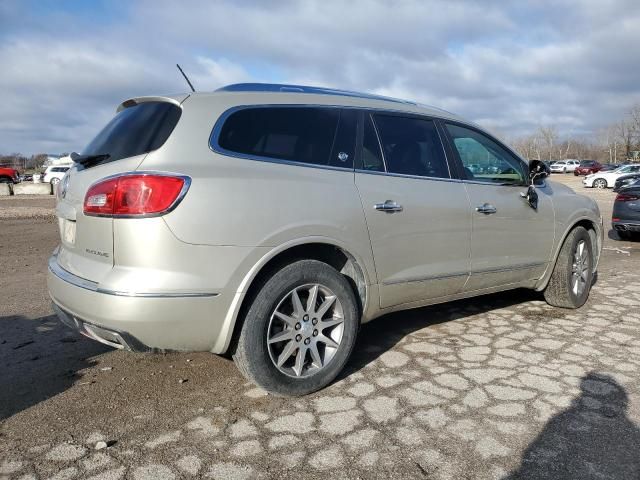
(374, 200), (403, 213)
(475, 203), (497, 214)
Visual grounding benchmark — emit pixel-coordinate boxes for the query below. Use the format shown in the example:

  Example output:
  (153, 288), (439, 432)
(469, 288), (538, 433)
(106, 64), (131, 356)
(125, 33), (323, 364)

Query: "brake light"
(615, 193), (639, 202)
(84, 174), (188, 217)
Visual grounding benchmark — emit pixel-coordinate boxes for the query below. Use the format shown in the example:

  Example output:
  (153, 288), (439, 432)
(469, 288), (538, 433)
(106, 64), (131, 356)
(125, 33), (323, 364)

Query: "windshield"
(83, 101), (181, 164)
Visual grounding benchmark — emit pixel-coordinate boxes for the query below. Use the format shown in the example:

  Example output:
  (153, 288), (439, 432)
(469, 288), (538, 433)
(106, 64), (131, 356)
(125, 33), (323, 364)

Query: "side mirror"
(528, 160), (550, 185)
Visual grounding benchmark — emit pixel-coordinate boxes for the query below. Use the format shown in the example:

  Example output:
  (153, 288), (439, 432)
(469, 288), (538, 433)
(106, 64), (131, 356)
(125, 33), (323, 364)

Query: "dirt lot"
(1, 176), (640, 479)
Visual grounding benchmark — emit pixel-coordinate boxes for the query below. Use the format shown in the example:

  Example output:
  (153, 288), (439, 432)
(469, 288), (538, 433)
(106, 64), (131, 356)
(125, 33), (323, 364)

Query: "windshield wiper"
(71, 153), (111, 167)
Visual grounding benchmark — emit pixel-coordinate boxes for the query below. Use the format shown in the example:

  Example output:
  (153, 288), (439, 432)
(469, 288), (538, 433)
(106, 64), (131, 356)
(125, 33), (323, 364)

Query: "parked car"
(48, 83), (603, 395)
(583, 164), (640, 189)
(549, 160), (580, 173)
(612, 186), (640, 240)
(613, 173), (640, 192)
(574, 160), (602, 176)
(0, 166), (20, 183)
(42, 165), (71, 186)
(20, 173), (34, 182)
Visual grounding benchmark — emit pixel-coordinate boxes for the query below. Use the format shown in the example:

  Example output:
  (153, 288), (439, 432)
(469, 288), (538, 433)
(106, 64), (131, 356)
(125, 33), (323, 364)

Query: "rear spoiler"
(116, 94), (191, 112)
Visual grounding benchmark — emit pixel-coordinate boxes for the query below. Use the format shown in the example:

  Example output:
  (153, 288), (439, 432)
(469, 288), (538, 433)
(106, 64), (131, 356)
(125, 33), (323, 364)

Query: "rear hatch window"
(81, 101), (181, 167)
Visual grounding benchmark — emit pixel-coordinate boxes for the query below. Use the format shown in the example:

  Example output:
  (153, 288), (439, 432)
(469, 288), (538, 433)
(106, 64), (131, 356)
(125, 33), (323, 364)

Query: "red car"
(574, 160), (602, 176)
(0, 166), (20, 184)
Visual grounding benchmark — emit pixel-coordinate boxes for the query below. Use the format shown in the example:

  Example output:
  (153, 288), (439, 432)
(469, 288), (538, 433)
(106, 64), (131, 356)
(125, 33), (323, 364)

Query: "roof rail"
(215, 83), (417, 106)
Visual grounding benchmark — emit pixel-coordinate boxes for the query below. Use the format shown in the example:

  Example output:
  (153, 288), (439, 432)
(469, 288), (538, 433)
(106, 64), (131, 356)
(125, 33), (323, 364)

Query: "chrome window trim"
(363, 111), (388, 172)
(49, 253), (219, 298)
(83, 171), (192, 219)
(355, 168), (465, 184)
(209, 104), (508, 181)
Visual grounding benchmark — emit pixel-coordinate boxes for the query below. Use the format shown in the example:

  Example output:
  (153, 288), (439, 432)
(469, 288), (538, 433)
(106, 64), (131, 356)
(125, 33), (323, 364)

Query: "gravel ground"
(1, 177), (639, 479)
(0, 196), (56, 220)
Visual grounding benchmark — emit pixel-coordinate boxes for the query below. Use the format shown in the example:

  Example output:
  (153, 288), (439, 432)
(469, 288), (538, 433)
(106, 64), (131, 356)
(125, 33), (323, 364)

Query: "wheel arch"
(536, 217), (601, 291)
(214, 238), (371, 355)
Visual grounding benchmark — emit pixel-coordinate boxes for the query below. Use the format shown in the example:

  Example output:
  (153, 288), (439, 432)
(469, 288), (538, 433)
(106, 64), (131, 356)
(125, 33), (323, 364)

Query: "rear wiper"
(71, 153), (111, 167)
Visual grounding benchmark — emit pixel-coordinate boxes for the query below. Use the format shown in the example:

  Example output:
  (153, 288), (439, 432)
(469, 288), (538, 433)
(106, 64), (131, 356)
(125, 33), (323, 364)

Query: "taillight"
(84, 174), (188, 217)
(615, 193), (639, 202)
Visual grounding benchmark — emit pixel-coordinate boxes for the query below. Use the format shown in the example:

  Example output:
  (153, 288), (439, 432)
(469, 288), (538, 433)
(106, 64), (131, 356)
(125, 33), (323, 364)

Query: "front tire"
(233, 259), (359, 396)
(544, 226), (594, 308)
(593, 178), (607, 189)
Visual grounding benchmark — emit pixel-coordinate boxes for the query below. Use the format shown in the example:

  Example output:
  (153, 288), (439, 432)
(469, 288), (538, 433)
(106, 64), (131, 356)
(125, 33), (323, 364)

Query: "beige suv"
(48, 84), (602, 395)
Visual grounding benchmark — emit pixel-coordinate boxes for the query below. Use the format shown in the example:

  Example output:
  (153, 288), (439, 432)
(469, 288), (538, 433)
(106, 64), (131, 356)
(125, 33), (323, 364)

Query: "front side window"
(445, 124), (526, 185)
(217, 107), (349, 168)
(373, 115), (449, 178)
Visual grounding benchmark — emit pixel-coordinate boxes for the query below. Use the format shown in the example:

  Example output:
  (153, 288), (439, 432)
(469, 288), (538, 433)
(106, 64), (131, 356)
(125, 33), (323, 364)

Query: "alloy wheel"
(571, 240), (590, 297)
(267, 283), (344, 378)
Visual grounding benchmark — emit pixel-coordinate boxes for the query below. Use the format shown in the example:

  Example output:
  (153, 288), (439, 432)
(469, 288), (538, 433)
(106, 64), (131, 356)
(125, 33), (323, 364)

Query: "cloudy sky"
(2, 0), (639, 155)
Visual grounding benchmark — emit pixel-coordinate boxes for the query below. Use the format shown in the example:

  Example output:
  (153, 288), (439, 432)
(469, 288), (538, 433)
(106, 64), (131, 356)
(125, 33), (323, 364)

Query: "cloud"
(1, 0), (639, 154)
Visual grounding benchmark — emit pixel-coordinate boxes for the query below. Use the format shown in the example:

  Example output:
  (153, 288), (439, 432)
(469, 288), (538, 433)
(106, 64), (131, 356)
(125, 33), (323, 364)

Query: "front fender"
(535, 207), (603, 291)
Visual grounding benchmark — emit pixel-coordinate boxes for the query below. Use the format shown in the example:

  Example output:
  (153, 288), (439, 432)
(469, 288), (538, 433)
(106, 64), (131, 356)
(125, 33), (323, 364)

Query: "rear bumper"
(47, 252), (230, 352)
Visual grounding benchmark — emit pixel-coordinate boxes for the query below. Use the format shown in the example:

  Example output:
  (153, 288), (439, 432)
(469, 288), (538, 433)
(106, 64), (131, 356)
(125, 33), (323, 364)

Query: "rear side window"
(373, 115), (449, 178)
(217, 107), (346, 167)
(83, 102), (181, 163)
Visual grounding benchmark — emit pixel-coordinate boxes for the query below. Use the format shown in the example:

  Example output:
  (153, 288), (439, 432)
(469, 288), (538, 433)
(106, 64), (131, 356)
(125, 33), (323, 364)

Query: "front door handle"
(475, 203), (497, 214)
(374, 200), (403, 213)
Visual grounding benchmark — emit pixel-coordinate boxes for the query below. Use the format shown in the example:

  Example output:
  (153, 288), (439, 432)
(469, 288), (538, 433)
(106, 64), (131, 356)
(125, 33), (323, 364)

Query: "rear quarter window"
(215, 107), (348, 168)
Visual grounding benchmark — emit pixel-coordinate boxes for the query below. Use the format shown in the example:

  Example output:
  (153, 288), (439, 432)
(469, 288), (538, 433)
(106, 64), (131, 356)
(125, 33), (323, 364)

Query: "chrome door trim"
(49, 253), (219, 298)
(471, 262), (546, 275)
(382, 271), (469, 286)
(381, 262), (545, 286)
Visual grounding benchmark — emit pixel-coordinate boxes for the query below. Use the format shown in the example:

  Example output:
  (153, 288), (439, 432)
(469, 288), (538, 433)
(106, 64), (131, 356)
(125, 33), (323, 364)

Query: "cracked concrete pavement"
(1, 175), (640, 479)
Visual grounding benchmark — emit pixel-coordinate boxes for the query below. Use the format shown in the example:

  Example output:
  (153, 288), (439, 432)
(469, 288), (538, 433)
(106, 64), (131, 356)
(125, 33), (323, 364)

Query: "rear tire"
(233, 259), (359, 396)
(544, 226), (594, 309)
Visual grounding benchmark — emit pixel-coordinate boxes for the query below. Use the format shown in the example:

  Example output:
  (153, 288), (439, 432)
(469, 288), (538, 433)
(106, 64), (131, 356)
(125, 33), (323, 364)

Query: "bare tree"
(616, 120), (635, 160)
(537, 125), (559, 161)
